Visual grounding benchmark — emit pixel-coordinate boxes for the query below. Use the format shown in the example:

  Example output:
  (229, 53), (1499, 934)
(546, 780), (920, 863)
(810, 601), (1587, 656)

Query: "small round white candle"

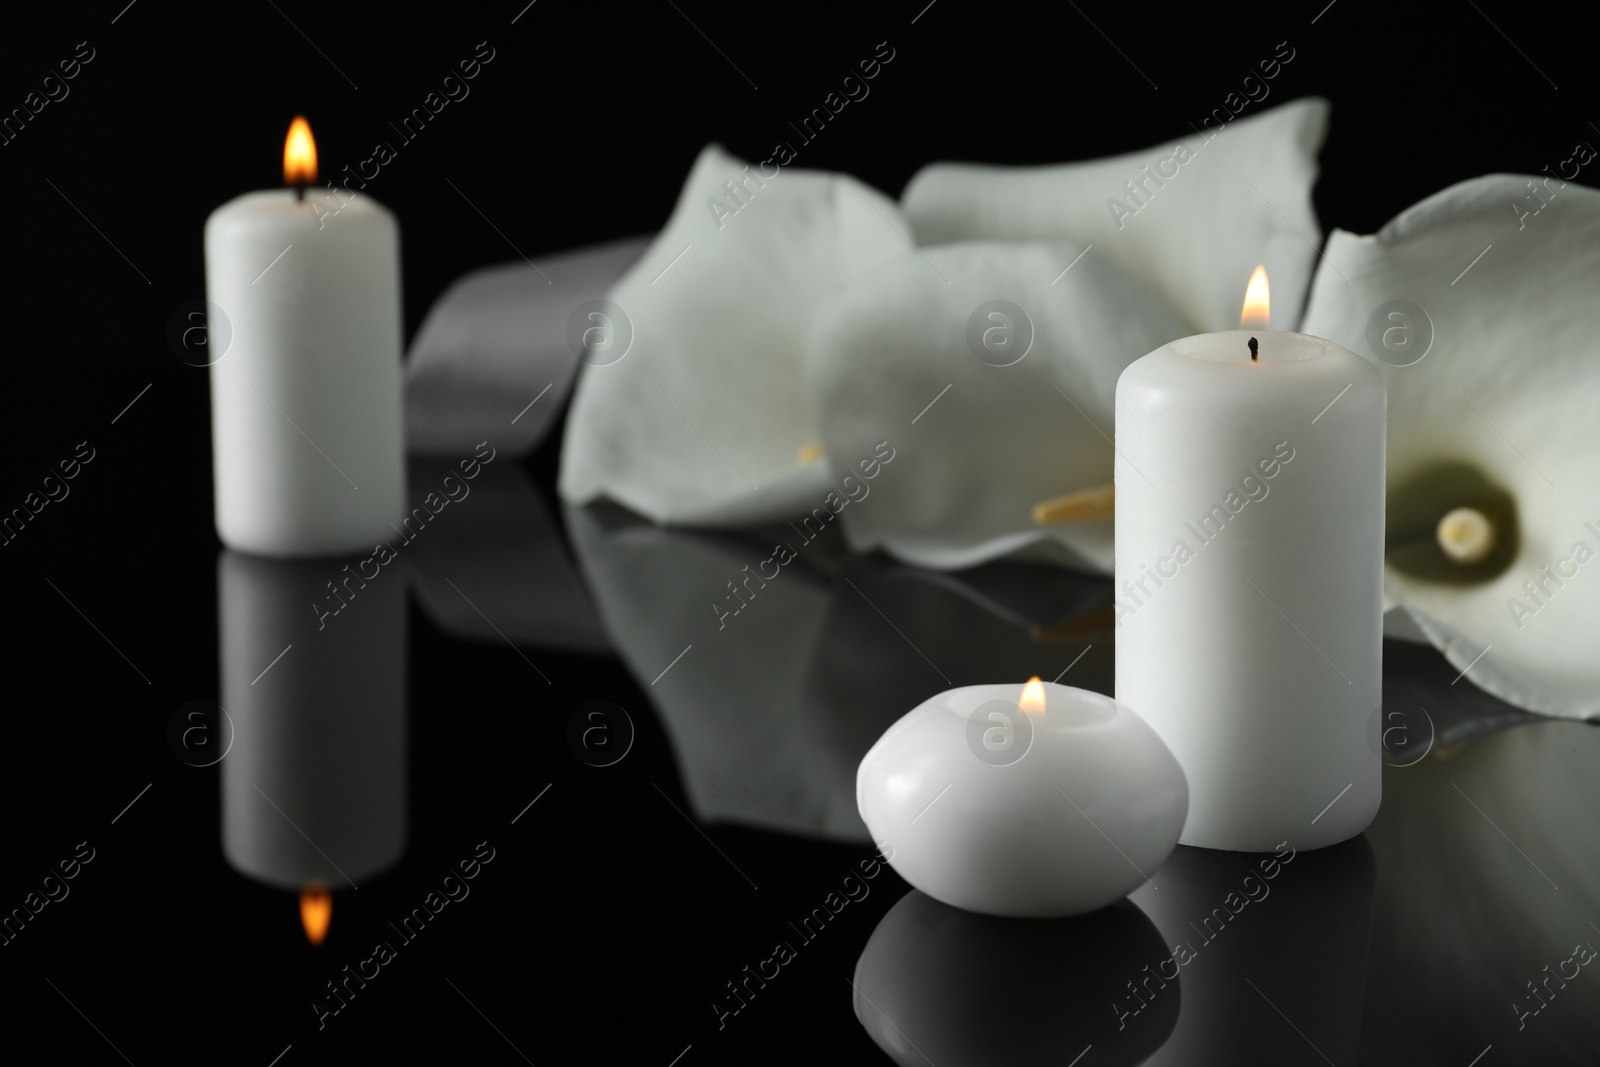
(205, 118), (404, 558)
(1114, 314), (1385, 851)
(857, 680), (1187, 918)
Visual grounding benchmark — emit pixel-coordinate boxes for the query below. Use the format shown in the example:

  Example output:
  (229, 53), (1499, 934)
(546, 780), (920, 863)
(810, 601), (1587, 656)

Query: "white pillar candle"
(1114, 279), (1385, 851)
(205, 117), (404, 557)
(857, 679), (1187, 917)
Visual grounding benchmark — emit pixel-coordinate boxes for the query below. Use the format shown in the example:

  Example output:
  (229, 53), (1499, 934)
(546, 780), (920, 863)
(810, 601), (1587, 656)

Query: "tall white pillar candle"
(204, 118), (404, 557)
(1114, 327), (1384, 851)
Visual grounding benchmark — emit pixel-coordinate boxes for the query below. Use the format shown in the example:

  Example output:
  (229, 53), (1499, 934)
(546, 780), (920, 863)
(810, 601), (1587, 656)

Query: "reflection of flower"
(1361, 722), (1600, 1060)
(1302, 175), (1600, 720)
(562, 502), (1112, 842)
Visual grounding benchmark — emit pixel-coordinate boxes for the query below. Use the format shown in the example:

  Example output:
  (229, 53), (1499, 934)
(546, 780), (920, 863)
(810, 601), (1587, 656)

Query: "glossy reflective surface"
(7, 450), (1597, 1065)
(11, 1), (1600, 1060)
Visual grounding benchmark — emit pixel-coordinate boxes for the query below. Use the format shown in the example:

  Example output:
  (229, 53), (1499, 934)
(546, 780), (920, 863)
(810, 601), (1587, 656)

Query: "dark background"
(0, 1), (1591, 1063)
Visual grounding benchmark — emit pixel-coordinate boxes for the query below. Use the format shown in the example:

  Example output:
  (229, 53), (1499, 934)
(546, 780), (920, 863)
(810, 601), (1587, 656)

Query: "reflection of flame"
(1019, 676), (1046, 714)
(283, 116), (317, 187)
(1240, 265), (1270, 328)
(300, 884), (331, 945)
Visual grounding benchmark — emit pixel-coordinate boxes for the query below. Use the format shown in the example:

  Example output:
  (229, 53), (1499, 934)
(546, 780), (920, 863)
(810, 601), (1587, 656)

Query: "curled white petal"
(902, 98), (1329, 333)
(559, 144), (914, 525)
(808, 242), (1185, 571)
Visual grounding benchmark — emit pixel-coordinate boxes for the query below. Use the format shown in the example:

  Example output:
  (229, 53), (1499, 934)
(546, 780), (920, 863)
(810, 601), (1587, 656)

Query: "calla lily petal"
(808, 241), (1185, 571)
(1302, 174), (1600, 720)
(558, 144), (914, 525)
(902, 98), (1329, 333)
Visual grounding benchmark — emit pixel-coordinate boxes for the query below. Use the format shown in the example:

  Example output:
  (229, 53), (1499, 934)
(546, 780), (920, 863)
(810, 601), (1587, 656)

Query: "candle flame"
(300, 883), (332, 945)
(1019, 676), (1046, 714)
(284, 116), (318, 187)
(1240, 265), (1270, 329)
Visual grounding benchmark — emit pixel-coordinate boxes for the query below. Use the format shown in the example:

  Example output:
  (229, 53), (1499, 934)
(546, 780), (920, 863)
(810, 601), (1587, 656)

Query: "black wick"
(294, 183), (306, 203)
(1247, 336), (1259, 362)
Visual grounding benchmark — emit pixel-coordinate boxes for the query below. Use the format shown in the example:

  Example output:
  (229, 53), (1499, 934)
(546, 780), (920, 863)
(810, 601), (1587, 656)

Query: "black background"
(0, 1), (1592, 1064)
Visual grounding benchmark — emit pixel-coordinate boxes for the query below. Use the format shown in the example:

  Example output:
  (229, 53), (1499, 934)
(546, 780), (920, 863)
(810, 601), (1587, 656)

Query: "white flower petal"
(808, 241), (1185, 571)
(902, 98), (1329, 333)
(1381, 604), (1431, 643)
(1302, 174), (1600, 720)
(558, 144), (914, 525)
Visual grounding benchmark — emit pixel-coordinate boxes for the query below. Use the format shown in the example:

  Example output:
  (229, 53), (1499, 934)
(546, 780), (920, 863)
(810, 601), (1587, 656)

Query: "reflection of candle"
(1129, 840), (1374, 1066)
(1114, 268), (1385, 851)
(205, 116), (404, 557)
(857, 679), (1186, 917)
(300, 884), (332, 945)
(218, 551), (406, 892)
(854, 890), (1178, 1067)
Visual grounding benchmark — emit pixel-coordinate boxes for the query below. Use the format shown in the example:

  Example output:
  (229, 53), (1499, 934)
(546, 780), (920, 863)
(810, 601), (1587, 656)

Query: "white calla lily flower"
(1302, 174), (1600, 720)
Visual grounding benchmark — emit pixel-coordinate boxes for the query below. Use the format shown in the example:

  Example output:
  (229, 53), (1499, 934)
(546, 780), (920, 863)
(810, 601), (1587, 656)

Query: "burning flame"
(284, 116), (317, 187)
(1019, 676), (1047, 715)
(300, 884), (331, 945)
(1239, 265), (1270, 329)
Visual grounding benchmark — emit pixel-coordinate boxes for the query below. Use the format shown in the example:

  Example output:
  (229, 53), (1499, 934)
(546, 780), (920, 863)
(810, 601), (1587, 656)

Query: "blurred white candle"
(205, 116), (404, 557)
(1114, 267), (1385, 852)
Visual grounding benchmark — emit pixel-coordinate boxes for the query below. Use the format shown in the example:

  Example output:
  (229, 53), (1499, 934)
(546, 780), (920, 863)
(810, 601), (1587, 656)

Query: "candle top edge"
(906, 681), (1125, 728)
(1156, 329), (1356, 365)
(206, 187), (392, 223)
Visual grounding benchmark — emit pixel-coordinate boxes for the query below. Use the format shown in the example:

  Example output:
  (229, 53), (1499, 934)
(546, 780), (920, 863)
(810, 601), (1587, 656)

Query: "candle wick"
(1247, 336), (1259, 362)
(294, 183), (306, 203)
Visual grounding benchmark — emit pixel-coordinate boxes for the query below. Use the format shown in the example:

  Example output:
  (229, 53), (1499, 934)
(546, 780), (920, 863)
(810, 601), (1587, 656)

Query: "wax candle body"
(1114, 331), (1384, 852)
(205, 190), (404, 557)
(857, 681), (1187, 917)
